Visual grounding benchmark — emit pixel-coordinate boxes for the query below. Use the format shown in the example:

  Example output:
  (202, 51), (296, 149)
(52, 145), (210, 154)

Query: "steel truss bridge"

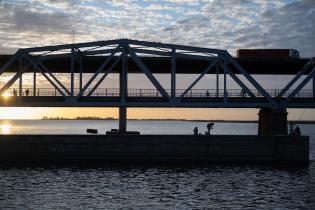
(0, 39), (314, 110)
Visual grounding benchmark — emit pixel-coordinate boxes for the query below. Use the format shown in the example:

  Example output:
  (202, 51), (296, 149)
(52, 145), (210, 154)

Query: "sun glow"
(2, 92), (11, 98)
(0, 124), (11, 134)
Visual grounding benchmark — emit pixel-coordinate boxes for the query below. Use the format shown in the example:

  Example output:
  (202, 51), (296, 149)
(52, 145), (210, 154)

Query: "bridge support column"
(258, 108), (288, 135)
(119, 106), (127, 132)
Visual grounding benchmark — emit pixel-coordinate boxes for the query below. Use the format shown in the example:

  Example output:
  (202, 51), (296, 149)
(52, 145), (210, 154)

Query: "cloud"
(162, 0), (315, 56)
(260, 0), (315, 56)
(0, 0), (313, 57)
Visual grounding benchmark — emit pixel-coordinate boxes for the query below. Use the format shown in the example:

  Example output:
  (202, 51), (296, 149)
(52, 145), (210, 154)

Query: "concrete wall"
(0, 135), (309, 164)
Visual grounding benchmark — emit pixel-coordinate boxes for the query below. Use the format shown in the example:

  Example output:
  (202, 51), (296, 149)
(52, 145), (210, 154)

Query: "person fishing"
(289, 122), (295, 135)
(206, 122), (214, 135)
(294, 125), (301, 136)
(193, 127), (198, 136)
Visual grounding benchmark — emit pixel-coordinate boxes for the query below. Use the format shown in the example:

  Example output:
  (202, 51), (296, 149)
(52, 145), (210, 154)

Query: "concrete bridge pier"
(114, 106), (140, 135)
(258, 108), (288, 135)
(119, 106), (127, 132)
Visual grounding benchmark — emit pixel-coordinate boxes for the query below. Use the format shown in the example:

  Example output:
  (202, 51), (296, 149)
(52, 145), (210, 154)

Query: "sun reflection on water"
(1, 124), (12, 134)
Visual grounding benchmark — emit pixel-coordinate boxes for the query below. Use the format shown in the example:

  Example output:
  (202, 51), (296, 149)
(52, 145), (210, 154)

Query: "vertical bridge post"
(216, 64), (219, 97)
(119, 46), (128, 132)
(19, 58), (22, 96)
(70, 48), (75, 97)
(171, 48), (176, 100)
(223, 60), (227, 103)
(33, 66), (36, 96)
(79, 53), (83, 92)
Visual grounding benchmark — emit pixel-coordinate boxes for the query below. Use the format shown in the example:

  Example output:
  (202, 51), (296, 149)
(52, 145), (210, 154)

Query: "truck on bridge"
(237, 49), (300, 58)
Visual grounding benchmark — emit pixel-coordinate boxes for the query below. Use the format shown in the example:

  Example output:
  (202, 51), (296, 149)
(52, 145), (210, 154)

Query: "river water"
(0, 120), (314, 209)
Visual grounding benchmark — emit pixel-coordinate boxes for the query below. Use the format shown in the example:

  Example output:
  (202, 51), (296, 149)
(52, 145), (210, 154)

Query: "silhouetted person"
(12, 88), (17, 96)
(206, 122), (214, 135)
(241, 89), (246, 97)
(289, 122), (295, 135)
(295, 125), (301, 136)
(206, 90), (210, 97)
(25, 88), (30, 96)
(193, 127), (198, 136)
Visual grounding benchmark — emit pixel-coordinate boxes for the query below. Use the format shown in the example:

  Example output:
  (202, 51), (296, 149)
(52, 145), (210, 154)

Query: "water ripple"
(0, 165), (314, 209)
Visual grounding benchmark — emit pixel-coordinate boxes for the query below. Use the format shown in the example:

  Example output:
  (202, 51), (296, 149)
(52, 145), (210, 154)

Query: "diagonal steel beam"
(225, 65), (256, 98)
(127, 46), (170, 99)
(229, 56), (277, 108)
(76, 47), (120, 99)
(87, 54), (123, 97)
(278, 58), (315, 98)
(285, 67), (315, 102)
(0, 51), (20, 76)
(24, 55), (66, 97)
(180, 57), (221, 98)
(38, 62), (71, 95)
(0, 63), (31, 96)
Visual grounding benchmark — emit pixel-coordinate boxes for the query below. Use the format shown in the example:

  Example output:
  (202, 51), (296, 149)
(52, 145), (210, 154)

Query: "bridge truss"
(0, 39), (314, 109)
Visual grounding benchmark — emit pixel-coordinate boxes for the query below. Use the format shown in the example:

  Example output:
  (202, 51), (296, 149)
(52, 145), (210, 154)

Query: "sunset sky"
(0, 0), (314, 120)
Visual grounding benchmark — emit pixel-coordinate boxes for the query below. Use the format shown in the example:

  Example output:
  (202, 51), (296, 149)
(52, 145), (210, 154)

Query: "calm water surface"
(0, 120), (314, 209)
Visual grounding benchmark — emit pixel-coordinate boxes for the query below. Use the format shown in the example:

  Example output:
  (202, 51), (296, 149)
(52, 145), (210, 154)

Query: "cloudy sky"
(0, 0), (314, 56)
(0, 0), (314, 120)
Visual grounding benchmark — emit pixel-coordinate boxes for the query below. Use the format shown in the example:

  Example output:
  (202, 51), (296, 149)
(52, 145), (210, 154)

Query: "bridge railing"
(2, 88), (314, 98)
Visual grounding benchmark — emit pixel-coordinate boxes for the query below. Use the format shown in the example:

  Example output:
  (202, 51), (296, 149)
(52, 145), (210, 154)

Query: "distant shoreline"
(38, 117), (315, 124)
(0, 118), (314, 124)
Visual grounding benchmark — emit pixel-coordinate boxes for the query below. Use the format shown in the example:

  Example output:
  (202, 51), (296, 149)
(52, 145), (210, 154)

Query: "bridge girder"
(0, 39), (313, 110)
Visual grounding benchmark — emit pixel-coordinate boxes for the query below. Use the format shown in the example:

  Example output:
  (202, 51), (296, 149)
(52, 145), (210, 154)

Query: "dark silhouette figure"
(25, 89), (30, 96)
(193, 127), (198, 136)
(294, 125), (301, 136)
(289, 122), (295, 135)
(206, 90), (210, 97)
(240, 89), (246, 97)
(12, 88), (17, 96)
(206, 123), (214, 135)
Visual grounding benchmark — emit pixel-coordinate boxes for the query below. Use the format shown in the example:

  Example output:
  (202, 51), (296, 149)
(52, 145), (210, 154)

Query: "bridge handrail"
(2, 87), (314, 98)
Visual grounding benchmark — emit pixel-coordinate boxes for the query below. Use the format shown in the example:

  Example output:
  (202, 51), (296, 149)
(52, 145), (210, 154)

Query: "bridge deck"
(1, 96), (314, 108)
